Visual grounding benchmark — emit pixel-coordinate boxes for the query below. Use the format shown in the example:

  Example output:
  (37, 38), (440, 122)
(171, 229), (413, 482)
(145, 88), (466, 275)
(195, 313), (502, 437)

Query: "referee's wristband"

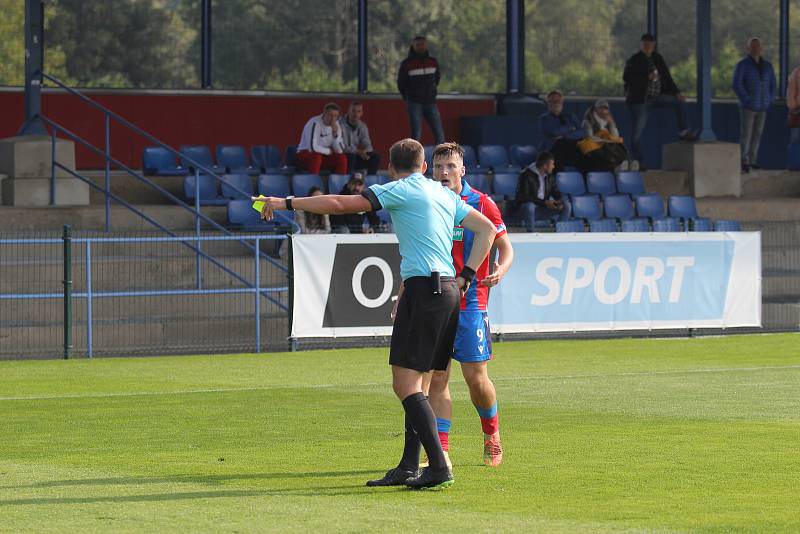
(285, 196), (295, 211)
(458, 266), (476, 284)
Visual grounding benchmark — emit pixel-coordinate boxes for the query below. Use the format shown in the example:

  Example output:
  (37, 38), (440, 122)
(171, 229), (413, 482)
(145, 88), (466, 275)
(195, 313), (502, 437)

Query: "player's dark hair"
(389, 138), (424, 173)
(323, 102), (340, 112)
(536, 151), (555, 168)
(546, 90), (563, 100)
(641, 33), (656, 42)
(432, 142), (464, 164)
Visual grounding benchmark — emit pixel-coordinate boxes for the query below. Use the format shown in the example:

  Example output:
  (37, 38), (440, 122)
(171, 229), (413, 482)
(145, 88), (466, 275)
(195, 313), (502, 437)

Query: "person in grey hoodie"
(340, 101), (381, 175)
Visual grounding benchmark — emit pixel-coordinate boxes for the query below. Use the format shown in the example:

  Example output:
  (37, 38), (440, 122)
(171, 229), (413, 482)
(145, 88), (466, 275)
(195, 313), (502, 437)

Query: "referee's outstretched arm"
(256, 194), (371, 219)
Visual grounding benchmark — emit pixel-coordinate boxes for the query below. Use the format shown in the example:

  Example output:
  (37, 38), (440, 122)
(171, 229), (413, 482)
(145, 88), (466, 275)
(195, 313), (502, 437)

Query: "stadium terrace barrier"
(0, 232), (290, 359)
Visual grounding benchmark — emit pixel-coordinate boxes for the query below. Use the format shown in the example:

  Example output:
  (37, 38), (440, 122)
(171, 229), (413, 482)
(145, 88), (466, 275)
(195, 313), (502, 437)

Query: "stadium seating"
(714, 220), (742, 231)
(179, 145), (221, 173)
(327, 174), (350, 195)
(220, 174), (254, 199)
(556, 219), (584, 232)
(377, 209), (393, 227)
(603, 194), (636, 220)
(571, 194), (603, 221)
(462, 145), (479, 171)
(183, 173), (226, 205)
(635, 193), (668, 219)
(556, 171), (586, 198)
(142, 146), (187, 176)
(365, 175), (388, 187)
(258, 174), (291, 198)
(292, 174), (324, 196)
(478, 145), (514, 171)
(216, 145), (258, 175)
(621, 219), (650, 232)
(589, 218), (618, 232)
(469, 174), (490, 194)
(586, 172), (617, 197)
(251, 145), (283, 172)
(692, 218), (714, 231)
(491, 173), (518, 201)
(285, 145), (298, 169)
(616, 171), (646, 198)
(509, 144), (537, 169)
(227, 199), (294, 230)
(667, 195), (712, 230)
(653, 218), (682, 232)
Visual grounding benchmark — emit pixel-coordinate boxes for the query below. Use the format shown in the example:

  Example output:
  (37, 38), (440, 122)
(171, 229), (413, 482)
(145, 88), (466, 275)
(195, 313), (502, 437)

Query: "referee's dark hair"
(536, 151), (555, 168)
(390, 138), (424, 172)
(432, 142), (464, 163)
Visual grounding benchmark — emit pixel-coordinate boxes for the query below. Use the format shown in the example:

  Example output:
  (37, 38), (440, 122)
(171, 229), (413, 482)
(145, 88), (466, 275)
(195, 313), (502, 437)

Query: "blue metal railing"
(0, 234), (289, 357)
(36, 71), (298, 302)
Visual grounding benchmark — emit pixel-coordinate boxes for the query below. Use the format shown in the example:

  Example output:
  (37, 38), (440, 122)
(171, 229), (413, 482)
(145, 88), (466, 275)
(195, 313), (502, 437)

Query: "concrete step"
(763, 271), (800, 299)
(643, 170), (690, 198)
(741, 170), (800, 198)
(697, 198), (800, 222)
(762, 246), (800, 268)
(84, 171), (185, 205)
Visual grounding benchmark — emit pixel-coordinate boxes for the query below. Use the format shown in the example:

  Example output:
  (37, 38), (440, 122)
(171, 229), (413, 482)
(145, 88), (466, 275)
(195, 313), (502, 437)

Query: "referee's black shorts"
(390, 276), (460, 372)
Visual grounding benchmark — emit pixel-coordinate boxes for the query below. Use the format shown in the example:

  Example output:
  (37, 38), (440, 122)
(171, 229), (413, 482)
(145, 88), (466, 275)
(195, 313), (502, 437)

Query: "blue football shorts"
(452, 310), (493, 363)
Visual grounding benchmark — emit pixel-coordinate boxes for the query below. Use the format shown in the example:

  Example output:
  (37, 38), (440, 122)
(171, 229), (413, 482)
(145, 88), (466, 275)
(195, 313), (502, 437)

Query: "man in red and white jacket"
(296, 102), (348, 175)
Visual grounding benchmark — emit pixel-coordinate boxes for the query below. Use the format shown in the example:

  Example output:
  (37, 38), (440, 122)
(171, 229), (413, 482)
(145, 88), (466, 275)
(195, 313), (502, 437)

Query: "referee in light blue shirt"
(257, 138), (496, 489)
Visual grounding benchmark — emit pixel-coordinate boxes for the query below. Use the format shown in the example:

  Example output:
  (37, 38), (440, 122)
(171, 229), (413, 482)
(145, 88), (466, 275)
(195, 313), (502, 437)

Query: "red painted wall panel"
(0, 91), (495, 169)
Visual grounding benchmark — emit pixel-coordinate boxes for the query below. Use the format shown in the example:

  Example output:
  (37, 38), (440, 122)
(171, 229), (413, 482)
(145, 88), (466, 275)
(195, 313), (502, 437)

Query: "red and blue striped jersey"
(452, 180), (507, 311)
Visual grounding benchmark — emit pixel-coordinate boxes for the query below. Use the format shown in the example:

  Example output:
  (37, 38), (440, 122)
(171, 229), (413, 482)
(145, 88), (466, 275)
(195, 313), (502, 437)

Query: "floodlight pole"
(695, 0), (716, 141)
(779, 0), (789, 99)
(19, 0), (47, 136)
(357, 0), (367, 93)
(505, 0), (524, 93)
(201, 0), (212, 88)
(647, 0), (657, 40)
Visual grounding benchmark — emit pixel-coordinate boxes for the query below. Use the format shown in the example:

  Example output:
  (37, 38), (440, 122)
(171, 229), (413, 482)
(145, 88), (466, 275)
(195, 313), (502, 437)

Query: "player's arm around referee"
(257, 138), (496, 489)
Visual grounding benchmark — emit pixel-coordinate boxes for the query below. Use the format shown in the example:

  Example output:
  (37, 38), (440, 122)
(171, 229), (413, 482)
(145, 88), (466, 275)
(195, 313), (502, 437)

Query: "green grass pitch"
(1, 333), (799, 533)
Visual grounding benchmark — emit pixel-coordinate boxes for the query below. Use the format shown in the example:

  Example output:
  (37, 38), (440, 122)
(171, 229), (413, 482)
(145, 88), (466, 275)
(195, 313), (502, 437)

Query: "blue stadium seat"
(328, 174), (350, 194)
(491, 173), (518, 200)
(257, 174), (291, 198)
(667, 195), (712, 230)
(589, 219), (618, 232)
(478, 145), (512, 171)
(616, 171), (646, 198)
(509, 144), (537, 169)
(468, 174), (490, 194)
(220, 174), (254, 199)
(714, 220), (742, 232)
(571, 194), (603, 221)
(184, 174), (226, 205)
(586, 172), (617, 197)
(179, 145), (221, 173)
(251, 145), (283, 172)
(365, 175), (388, 187)
(604, 194), (636, 220)
(692, 218), (714, 231)
(556, 219), (585, 233)
(635, 193), (667, 219)
(142, 146), (187, 176)
(377, 209), (393, 227)
(556, 171), (587, 198)
(621, 219), (650, 232)
(292, 174), (324, 196)
(462, 145), (479, 170)
(216, 145), (258, 174)
(424, 145), (435, 175)
(227, 199), (295, 230)
(653, 218), (682, 232)
(285, 145), (298, 169)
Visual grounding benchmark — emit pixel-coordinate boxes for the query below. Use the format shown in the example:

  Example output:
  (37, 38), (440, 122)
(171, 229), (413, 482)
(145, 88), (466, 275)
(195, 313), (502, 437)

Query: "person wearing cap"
(397, 36), (445, 145)
(578, 100), (630, 172)
(623, 33), (696, 170)
(732, 37), (776, 173)
(329, 173), (382, 233)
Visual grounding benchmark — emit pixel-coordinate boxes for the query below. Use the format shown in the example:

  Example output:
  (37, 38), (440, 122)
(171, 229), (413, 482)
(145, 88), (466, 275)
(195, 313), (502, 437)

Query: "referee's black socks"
(400, 392), (448, 471)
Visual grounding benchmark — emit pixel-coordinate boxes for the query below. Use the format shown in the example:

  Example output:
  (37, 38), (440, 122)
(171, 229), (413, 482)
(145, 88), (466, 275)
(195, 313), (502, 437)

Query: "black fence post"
(62, 224), (73, 359)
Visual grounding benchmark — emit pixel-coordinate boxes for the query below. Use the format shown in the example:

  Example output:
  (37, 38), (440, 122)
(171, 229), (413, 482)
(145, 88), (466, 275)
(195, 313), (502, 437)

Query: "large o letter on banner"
(352, 257), (394, 308)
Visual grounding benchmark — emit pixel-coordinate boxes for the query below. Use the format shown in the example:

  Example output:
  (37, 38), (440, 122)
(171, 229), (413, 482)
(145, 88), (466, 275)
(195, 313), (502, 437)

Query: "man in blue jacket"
(733, 37), (777, 173)
(538, 90), (587, 172)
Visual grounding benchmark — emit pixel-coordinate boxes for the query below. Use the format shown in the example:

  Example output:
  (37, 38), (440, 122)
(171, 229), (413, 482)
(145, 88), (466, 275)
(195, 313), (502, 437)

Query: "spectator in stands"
(296, 186), (330, 234)
(538, 90), (586, 173)
(397, 36), (445, 145)
(340, 101), (381, 175)
(733, 37), (776, 173)
(330, 174), (381, 233)
(512, 151), (565, 232)
(579, 100), (630, 172)
(787, 64), (800, 143)
(624, 33), (696, 170)
(296, 103), (348, 174)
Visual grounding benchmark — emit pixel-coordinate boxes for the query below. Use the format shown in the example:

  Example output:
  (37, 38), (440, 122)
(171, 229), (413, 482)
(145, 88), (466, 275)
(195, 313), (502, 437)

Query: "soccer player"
(257, 138), (496, 489)
(394, 143), (514, 468)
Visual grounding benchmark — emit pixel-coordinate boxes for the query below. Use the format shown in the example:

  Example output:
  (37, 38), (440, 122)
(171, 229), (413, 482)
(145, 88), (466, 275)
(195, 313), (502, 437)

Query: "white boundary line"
(1, 364), (799, 402)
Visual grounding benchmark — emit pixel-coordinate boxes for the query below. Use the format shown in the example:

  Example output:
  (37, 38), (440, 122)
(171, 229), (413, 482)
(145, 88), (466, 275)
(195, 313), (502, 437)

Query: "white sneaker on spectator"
(629, 160), (640, 171)
(618, 160), (630, 172)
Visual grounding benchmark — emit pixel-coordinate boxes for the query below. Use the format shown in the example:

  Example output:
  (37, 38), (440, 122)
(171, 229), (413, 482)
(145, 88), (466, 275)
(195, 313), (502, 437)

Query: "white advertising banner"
(290, 232), (761, 338)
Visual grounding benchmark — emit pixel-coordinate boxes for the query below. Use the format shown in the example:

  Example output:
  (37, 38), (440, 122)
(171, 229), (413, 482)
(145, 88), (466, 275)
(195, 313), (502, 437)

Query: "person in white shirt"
(296, 102), (348, 175)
